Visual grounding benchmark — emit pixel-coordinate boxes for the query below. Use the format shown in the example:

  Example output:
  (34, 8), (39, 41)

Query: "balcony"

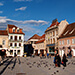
(9, 46), (22, 48)
(9, 39), (23, 42)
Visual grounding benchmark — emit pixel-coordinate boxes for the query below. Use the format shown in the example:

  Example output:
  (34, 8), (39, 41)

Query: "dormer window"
(17, 28), (19, 33)
(13, 27), (15, 32)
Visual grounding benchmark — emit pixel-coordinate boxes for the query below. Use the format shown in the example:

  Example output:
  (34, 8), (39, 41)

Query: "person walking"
(62, 53), (68, 67)
(54, 54), (58, 67)
(56, 54), (61, 67)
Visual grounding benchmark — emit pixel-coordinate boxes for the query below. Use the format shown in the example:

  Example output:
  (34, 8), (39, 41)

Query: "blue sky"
(0, 0), (75, 40)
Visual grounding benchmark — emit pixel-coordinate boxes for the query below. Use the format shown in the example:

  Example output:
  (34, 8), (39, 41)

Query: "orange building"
(58, 23), (75, 57)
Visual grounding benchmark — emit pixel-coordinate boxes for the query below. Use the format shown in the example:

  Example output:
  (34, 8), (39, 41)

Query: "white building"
(7, 24), (25, 57)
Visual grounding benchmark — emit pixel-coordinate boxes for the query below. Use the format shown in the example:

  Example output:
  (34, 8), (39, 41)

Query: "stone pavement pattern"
(0, 57), (75, 75)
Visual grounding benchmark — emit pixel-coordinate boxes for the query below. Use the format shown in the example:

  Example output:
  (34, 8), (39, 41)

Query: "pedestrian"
(69, 49), (72, 58)
(40, 53), (42, 59)
(56, 54), (61, 67)
(62, 53), (68, 67)
(54, 54), (58, 67)
(49, 53), (51, 58)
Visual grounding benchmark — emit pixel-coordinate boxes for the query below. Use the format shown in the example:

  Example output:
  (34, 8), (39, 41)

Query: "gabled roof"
(0, 30), (8, 35)
(35, 39), (45, 44)
(39, 34), (45, 39)
(28, 34), (40, 40)
(35, 34), (45, 44)
(45, 21), (60, 32)
(8, 24), (25, 35)
(59, 23), (75, 38)
(50, 22), (59, 28)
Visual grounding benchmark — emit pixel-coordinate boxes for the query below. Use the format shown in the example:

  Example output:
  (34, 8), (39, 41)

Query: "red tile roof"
(45, 21), (60, 32)
(35, 39), (45, 44)
(0, 30), (8, 35)
(39, 34), (45, 39)
(35, 34), (45, 44)
(28, 34), (40, 40)
(59, 23), (75, 38)
(8, 24), (25, 35)
(50, 22), (59, 27)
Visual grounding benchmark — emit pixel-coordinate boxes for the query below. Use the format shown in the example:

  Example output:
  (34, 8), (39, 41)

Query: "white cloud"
(23, 20), (48, 25)
(0, 16), (49, 25)
(0, 2), (3, 6)
(0, 16), (49, 32)
(15, 6), (27, 11)
(14, 0), (32, 2)
(0, 11), (3, 13)
(0, 16), (49, 40)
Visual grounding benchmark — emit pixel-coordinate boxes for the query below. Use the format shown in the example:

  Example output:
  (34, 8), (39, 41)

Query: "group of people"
(54, 53), (68, 67)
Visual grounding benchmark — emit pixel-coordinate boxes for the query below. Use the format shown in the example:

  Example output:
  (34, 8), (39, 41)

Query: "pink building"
(58, 23), (75, 57)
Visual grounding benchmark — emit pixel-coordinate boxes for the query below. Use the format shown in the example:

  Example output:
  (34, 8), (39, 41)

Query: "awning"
(46, 44), (55, 47)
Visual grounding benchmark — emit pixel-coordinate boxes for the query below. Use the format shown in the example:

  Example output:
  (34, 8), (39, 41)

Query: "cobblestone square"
(0, 57), (75, 75)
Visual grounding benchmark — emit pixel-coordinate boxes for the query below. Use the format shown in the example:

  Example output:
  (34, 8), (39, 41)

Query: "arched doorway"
(40, 50), (44, 56)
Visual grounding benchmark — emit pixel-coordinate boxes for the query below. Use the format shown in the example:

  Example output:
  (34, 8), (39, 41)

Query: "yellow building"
(0, 30), (9, 56)
(34, 34), (46, 55)
(45, 19), (68, 55)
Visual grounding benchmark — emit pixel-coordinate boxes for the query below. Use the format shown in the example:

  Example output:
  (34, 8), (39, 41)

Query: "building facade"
(0, 24), (25, 57)
(34, 34), (46, 55)
(45, 19), (68, 55)
(7, 24), (25, 57)
(0, 30), (8, 56)
(28, 34), (40, 49)
(58, 23), (75, 57)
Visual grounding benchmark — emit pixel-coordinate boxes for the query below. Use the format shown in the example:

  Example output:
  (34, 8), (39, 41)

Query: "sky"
(0, 0), (75, 40)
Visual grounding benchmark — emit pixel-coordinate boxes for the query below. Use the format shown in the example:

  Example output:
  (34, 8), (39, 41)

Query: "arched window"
(10, 36), (13, 40)
(15, 43), (17, 47)
(19, 43), (21, 46)
(10, 43), (12, 46)
(15, 36), (17, 40)
(2, 40), (5, 45)
(19, 36), (21, 40)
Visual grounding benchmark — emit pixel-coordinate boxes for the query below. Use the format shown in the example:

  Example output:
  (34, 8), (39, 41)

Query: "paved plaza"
(0, 56), (75, 75)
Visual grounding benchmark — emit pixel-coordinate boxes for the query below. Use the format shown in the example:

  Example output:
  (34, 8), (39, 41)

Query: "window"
(17, 50), (20, 55)
(59, 41), (61, 45)
(62, 40), (64, 45)
(56, 30), (58, 35)
(19, 36), (21, 40)
(15, 36), (17, 40)
(50, 32), (52, 37)
(15, 43), (17, 47)
(2, 40), (5, 45)
(10, 36), (13, 40)
(53, 31), (55, 36)
(31, 41), (33, 44)
(50, 39), (52, 44)
(19, 43), (21, 46)
(10, 43), (12, 46)
(53, 38), (55, 43)
(72, 39), (75, 44)
(13, 29), (15, 32)
(17, 29), (19, 33)
(10, 50), (13, 55)
(67, 40), (70, 44)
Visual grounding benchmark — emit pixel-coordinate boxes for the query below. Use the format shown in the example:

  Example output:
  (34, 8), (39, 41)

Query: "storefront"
(47, 44), (55, 55)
